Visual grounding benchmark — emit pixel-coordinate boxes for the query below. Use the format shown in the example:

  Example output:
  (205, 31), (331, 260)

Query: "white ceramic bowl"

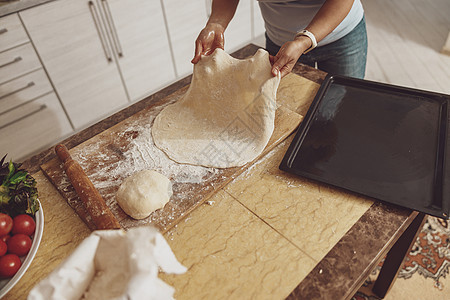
(0, 200), (44, 298)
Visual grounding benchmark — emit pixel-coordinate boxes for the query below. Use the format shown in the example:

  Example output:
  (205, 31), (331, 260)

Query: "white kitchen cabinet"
(162, 0), (208, 77)
(105, 0), (176, 100)
(20, 0), (129, 130)
(0, 13), (29, 53)
(0, 12), (73, 161)
(0, 69), (53, 114)
(0, 43), (42, 84)
(252, 1), (266, 39)
(223, 0), (252, 52)
(0, 92), (73, 161)
(20, 0), (175, 130)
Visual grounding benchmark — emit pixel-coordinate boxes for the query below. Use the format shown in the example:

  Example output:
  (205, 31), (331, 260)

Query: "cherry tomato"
(7, 234), (32, 257)
(12, 214), (36, 236)
(0, 234), (10, 243)
(0, 254), (21, 278)
(0, 213), (13, 236)
(0, 240), (6, 256)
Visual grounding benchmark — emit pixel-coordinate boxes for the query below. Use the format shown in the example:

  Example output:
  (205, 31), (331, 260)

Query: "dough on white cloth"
(152, 48), (281, 168)
(116, 170), (172, 219)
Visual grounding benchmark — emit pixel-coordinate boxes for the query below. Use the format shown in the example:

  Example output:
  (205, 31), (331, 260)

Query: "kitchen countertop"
(4, 44), (419, 300)
(0, 0), (53, 17)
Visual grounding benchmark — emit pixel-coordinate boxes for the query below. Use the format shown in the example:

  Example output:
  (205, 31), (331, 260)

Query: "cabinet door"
(252, 1), (266, 38)
(20, 0), (129, 130)
(105, 0), (176, 101)
(0, 92), (73, 161)
(223, 0), (252, 52)
(162, 0), (208, 77)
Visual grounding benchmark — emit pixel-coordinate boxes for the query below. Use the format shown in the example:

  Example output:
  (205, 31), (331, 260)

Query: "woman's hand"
(270, 36), (311, 78)
(191, 23), (225, 64)
(270, 0), (355, 77)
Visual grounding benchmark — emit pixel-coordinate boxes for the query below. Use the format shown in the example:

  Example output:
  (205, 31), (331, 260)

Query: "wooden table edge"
(286, 204), (419, 300)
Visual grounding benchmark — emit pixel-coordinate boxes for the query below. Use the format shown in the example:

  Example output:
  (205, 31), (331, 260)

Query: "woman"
(191, 0), (368, 79)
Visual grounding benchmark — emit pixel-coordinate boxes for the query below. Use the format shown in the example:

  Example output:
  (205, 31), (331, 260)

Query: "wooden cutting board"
(40, 73), (319, 233)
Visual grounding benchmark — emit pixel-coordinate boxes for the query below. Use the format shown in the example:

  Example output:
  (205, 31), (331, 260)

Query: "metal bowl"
(0, 200), (44, 297)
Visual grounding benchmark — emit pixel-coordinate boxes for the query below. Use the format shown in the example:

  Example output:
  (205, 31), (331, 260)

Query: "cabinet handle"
(0, 28), (7, 35)
(0, 81), (35, 101)
(0, 104), (47, 131)
(88, 1), (113, 62)
(101, 0), (123, 57)
(0, 56), (22, 69)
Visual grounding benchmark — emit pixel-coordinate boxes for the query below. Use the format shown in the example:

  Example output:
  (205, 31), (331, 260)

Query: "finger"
(279, 66), (290, 78)
(215, 32), (225, 50)
(271, 46), (289, 76)
(204, 43), (214, 55)
(205, 35), (224, 56)
(268, 55), (276, 65)
(191, 40), (203, 64)
(279, 61), (295, 78)
(201, 29), (217, 56)
(271, 55), (289, 77)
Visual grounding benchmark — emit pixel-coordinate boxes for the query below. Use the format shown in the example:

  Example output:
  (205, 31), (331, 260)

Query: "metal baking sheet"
(280, 75), (449, 219)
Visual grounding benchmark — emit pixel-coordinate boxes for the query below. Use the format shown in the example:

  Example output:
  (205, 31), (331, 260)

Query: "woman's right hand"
(191, 23), (225, 64)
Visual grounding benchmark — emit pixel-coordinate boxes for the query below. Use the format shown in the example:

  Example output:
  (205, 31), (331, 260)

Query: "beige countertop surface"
(2, 45), (417, 300)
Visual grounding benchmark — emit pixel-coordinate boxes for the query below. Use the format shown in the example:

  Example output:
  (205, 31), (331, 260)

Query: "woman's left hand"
(270, 36), (312, 78)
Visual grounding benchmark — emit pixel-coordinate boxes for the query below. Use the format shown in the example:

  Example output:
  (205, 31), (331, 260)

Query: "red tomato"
(0, 213), (13, 236)
(0, 234), (10, 243)
(0, 254), (21, 278)
(12, 214), (36, 236)
(0, 240), (6, 256)
(7, 234), (32, 257)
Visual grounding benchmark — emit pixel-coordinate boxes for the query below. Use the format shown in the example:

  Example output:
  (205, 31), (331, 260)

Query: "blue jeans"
(265, 17), (368, 79)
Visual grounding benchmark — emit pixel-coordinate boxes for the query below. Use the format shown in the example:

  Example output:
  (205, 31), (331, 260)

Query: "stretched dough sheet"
(152, 48), (281, 168)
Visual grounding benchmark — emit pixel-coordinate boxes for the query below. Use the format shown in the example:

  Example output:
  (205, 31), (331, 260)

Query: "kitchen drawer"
(0, 92), (73, 161)
(0, 43), (41, 84)
(0, 13), (29, 53)
(0, 69), (53, 114)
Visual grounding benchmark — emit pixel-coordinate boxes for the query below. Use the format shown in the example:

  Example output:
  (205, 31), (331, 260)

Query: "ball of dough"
(116, 170), (172, 219)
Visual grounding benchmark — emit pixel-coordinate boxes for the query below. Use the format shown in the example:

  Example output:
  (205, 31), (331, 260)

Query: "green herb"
(0, 154), (39, 217)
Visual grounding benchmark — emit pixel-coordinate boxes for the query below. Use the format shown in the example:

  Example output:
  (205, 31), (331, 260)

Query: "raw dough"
(152, 48), (281, 168)
(116, 170), (172, 219)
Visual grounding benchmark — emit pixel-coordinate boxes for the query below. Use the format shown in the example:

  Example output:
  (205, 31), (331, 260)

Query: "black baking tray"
(279, 75), (449, 219)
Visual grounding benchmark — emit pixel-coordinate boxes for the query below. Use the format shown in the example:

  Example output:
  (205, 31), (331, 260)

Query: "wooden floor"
(363, 0), (450, 94)
(253, 0), (450, 95)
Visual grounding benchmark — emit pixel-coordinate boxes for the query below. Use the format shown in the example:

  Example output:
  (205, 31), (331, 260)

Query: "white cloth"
(28, 227), (186, 300)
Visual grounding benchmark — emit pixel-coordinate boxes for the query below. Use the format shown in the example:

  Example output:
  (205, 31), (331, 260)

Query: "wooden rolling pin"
(55, 144), (121, 230)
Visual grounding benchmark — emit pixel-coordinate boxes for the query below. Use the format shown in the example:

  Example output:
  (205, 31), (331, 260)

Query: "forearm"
(305, 0), (354, 43)
(207, 0), (240, 30)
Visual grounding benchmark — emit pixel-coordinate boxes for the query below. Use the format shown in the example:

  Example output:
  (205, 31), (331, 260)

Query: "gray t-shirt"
(258, 0), (364, 47)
